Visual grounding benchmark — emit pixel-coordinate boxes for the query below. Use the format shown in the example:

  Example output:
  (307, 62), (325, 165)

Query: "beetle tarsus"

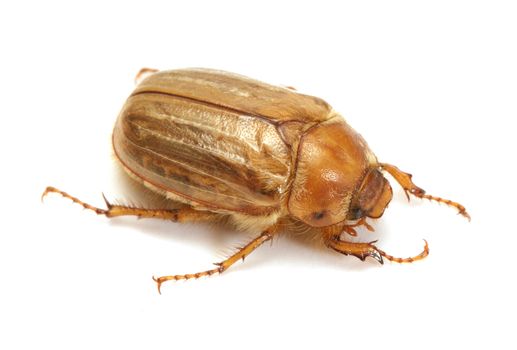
(150, 228), (276, 293)
(375, 239), (429, 264)
(418, 193), (471, 221)
(42, 186), (108, 215)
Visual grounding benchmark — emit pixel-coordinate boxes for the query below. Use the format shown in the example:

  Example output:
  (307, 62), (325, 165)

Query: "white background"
(1, 1), (516, 349)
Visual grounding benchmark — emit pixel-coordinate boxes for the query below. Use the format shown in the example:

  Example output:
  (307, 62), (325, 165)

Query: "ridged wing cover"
(113, 69), (333, 216)
(132, 68), (332, 123)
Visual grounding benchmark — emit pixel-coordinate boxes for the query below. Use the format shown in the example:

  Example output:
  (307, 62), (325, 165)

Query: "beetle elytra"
(43, 68), (469, 293)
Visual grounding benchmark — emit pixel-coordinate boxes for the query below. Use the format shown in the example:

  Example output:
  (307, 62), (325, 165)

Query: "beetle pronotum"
(43, 68), (469, 293)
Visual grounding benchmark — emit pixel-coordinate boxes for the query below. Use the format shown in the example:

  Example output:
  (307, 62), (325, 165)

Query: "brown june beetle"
(43, 68), (469, 293)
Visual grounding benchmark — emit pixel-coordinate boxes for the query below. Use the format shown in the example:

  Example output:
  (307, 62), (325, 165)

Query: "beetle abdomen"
(113, 90), (291, 215)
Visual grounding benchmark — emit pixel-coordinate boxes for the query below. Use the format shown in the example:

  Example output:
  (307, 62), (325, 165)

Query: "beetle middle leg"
(381, 163), (470, 220)
(42, 186), (219, 222)
(153, 226), (278, 293)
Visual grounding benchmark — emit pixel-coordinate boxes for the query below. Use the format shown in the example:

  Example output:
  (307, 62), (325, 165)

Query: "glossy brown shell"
(287, 117), (378, 227)
(113, 68), (334, 217)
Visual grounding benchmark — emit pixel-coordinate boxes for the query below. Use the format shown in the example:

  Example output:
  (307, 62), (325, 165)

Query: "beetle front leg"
(342, 217), (375, 236)
(380, 163), (470, 220)
(42, 186), (219, 222)
(324, 234), (384, 264)
(153, 226), (278, 293)
(323, 230), (429, 265)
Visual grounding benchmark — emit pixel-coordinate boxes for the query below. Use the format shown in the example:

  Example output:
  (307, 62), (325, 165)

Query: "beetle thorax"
(288, 117), (377, 227)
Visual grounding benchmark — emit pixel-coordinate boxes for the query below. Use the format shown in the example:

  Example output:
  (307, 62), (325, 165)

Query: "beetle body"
(44, 68), (469, 292)
(114, 68), (391, 232)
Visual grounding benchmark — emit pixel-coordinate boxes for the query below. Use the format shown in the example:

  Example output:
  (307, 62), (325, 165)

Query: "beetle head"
(288, 117), (391, 227)
(347, 168), (393, 220)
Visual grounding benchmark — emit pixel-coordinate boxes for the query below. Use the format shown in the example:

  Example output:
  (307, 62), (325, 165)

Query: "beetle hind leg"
(153, 226), (277, 293)
(42, 186), (219, 222)
(380, 163), (470, 221)
(134, 67), (159, 84)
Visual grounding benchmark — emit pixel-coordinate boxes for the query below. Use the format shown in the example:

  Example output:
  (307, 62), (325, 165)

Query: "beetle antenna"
(380, 163), (470, 221)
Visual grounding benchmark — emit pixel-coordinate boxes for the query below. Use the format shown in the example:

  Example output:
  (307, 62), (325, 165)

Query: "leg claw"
(369, 248), (384, 265)
(152, 276), (163, 295)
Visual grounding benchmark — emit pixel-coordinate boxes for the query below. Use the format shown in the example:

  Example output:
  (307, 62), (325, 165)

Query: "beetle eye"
(312, 211), (326, 220)
(349, 207), (364, 220)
